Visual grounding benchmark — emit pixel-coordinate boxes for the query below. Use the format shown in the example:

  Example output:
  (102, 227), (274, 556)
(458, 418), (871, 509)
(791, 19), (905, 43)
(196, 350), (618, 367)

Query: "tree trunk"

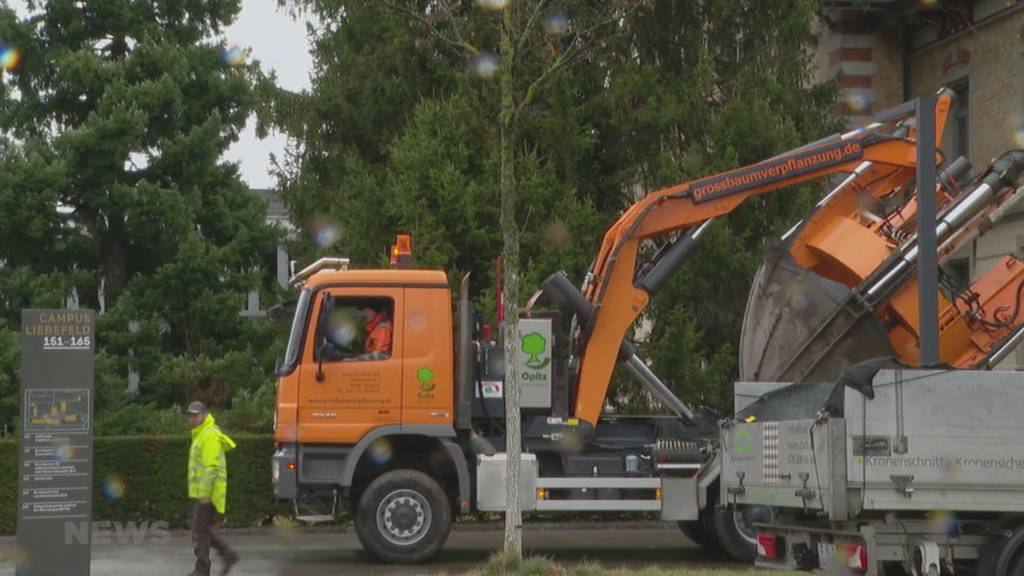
(102, 214), (129, 307)
(499, 2), (523, 560)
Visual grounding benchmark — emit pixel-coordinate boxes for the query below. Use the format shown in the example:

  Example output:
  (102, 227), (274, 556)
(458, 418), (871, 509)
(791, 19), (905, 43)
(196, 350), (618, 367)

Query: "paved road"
(0, 525), (750, 575)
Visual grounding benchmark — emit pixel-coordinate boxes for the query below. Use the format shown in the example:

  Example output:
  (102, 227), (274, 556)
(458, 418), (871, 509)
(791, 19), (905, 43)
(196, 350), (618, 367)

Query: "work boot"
(220, 550), (240, 576)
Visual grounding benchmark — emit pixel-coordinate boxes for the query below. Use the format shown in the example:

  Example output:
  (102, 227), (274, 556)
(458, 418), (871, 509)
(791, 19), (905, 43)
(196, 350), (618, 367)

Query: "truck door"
(297, 287), (404, 444)
(400, 287), (453, 428)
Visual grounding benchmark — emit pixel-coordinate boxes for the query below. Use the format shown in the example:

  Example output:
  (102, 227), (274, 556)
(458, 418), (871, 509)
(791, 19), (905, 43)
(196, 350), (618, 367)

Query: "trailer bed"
(721, 368), (1024, 519)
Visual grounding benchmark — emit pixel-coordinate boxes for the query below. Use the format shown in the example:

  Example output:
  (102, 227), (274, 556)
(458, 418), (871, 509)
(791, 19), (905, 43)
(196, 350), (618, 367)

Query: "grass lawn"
(468, 554), (807, 576)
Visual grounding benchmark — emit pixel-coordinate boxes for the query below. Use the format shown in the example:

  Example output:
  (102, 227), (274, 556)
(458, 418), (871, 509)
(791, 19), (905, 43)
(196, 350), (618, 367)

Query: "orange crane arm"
(570, 94), (953, 426)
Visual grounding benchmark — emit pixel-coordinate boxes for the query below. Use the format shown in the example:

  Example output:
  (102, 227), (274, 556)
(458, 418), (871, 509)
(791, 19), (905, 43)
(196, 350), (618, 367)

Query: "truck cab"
(273, 261), (472, 562)
(276, 267), (455, 444)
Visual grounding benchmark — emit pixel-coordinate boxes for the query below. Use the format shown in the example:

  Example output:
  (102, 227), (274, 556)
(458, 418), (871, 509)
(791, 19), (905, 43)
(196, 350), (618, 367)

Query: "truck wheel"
(1002, 537), (1024, 576)
(995, 526), (1024, 576)
(678, 495), (722, 552)
(712, 504), (773, 562)
(1010, 549), (1024, 576)
(678, 521), (712, 548)
(975, 536), (1008, 576)
(354, 470), (452, 564)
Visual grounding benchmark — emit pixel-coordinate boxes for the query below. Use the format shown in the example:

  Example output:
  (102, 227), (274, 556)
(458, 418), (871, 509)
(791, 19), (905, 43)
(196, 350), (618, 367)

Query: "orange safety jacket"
(366, 313), (393, 356)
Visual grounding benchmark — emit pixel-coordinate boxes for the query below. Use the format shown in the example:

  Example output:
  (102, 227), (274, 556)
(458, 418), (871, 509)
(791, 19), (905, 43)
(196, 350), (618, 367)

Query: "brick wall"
(819, 10), (881, 127)
(905, 8), (1024, 167)
(873, 29), (904, 112)
(906, 7), (1024, 369)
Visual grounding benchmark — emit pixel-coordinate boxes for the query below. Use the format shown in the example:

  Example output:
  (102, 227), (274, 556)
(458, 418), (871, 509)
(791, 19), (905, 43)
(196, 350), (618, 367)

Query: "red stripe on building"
(829, 47), (873, 66)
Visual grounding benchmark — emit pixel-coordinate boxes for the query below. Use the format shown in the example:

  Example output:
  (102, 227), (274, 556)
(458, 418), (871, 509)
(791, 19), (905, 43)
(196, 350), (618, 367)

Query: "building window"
(951, 81), (970, 161)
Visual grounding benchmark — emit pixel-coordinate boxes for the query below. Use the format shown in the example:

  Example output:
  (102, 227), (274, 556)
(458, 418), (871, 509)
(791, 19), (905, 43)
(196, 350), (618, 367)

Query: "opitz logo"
(65, 520), (171, 545)
(733, 428), (754, 454)
(416, 368), (437, 392)
(521, 333), (550, 370)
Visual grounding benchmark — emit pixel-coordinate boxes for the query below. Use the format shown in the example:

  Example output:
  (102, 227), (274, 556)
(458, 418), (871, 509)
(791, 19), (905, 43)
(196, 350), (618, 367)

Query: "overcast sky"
(6, 0), (314, 189)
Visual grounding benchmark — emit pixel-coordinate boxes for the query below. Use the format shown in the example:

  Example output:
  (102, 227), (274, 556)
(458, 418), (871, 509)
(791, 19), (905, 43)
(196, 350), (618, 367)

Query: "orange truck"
(272, 89), (1024, 563)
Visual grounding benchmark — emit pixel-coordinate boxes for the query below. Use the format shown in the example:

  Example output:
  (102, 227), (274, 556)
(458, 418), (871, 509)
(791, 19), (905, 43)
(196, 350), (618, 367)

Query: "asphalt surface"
(0, 525), (751, 575)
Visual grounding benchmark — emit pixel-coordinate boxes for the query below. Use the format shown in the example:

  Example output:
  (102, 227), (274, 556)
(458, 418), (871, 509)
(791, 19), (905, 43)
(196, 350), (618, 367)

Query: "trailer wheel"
(354, 469), (452, 564)
(995, 526), (1024, 576)
(678, 488), (722, 552)
(975, 536), (1008, 576)
(712, 504), (773, 562)
(1009, 550), (1024, 576)
(1000, 536), (1024, 576)
(678, 521), (715, 549)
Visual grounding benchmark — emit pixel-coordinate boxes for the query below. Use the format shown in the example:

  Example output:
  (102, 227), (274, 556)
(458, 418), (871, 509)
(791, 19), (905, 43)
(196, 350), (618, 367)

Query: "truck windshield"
(280, 288), (311, 375)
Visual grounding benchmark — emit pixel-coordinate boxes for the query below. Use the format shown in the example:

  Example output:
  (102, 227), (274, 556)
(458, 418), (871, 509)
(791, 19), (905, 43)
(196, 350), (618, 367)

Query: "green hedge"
(0, 435), (288, 533)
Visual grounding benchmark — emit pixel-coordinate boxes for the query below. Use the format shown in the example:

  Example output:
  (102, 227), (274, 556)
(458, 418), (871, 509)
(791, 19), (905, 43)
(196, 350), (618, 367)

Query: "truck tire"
(995, 526), (1024, 576)
(976, 536), (1008, 576)
(354, 469), (452, 564)
(1009, 548), (1024, 576)
(678, 521), (713, 549)
(678, 489), (722, 552)
(712, 504), (773, 563)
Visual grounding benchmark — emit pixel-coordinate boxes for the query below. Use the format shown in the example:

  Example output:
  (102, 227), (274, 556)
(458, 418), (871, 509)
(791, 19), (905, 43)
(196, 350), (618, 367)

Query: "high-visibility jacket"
(188, 413), (236, 514)
(366, 312), (393, 357)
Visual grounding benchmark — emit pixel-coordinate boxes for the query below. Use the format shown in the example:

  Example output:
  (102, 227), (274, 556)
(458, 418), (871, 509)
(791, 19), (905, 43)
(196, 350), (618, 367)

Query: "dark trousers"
(190, 500), (232, 575)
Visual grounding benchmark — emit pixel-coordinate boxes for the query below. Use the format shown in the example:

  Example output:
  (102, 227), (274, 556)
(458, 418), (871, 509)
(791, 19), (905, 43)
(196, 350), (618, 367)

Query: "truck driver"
(359, 303), (392, 359)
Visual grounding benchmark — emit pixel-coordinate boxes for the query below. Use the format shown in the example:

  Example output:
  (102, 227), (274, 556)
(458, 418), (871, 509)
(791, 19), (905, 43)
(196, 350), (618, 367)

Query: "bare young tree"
(382, 0), (633, 557)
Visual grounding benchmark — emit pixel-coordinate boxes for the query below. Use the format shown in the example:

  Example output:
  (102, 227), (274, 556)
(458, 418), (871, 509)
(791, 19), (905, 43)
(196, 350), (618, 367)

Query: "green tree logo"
(521, 333), (550, 369)
(733, 428), (754, 454)
(417, 367), (436, 391)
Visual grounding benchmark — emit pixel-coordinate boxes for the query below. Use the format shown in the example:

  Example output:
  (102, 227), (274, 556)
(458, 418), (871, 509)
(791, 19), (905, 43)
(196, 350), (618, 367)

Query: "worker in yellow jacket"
(185, 401), (239, 576)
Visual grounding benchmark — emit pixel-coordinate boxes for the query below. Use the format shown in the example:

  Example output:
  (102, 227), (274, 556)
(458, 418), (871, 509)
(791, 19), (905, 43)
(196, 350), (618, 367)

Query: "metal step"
(296, 514), (335, 524)
(293, 489), (338, 524)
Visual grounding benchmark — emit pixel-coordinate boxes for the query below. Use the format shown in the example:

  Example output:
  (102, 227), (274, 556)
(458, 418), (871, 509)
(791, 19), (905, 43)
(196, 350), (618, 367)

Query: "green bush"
(0, 435), (287, 533)
(217, 382), (276, 433)
(0, 439), (16, 533)
(94, 403), (185, 435)
(92, 386), (276, 436)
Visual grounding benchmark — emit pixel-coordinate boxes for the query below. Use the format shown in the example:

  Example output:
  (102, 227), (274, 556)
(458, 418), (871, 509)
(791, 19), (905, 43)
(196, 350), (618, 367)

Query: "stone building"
(817, 0), (1024, 367)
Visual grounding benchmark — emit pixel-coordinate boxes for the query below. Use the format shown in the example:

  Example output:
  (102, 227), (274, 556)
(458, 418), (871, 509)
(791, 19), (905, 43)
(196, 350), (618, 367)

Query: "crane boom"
(551, 91), (955, 426)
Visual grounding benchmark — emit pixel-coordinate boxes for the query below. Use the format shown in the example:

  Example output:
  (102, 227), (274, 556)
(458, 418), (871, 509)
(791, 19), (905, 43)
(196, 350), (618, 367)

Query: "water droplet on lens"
(845, 90), (872, 114)
(544, 222), (571, 250)
(0, 45), (22, 72)
(469, 53), (498, 79)
(102, 475), (126, 501)
(310, 215), (340, 248)
(221, 44), (247, 67)
(543, 12), (570, 36)
(478, 0), (509, 11)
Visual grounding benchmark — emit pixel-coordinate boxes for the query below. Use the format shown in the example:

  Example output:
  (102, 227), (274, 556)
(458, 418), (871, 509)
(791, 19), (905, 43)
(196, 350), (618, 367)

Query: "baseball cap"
(184, 401), (207, 415)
